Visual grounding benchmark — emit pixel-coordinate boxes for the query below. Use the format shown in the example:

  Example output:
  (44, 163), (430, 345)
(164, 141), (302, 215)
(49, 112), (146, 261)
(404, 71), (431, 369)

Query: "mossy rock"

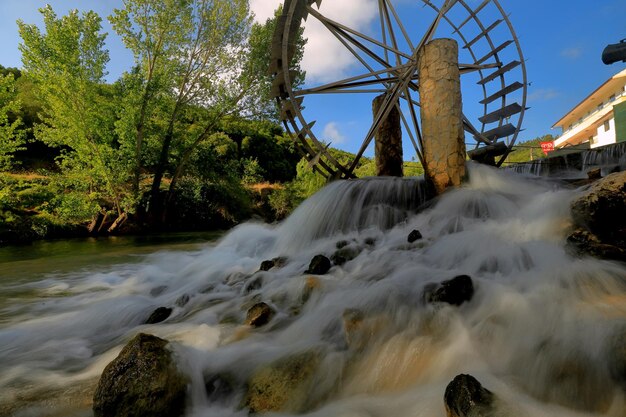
(244, 350), (321, 413)
(93, 333), (188, 417)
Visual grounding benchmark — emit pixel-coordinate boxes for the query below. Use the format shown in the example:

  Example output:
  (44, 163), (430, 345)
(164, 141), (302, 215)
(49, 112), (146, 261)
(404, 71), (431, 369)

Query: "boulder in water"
(425, 275), (474, 306)
(587, 168), (602, 180)
(570, 171), (626, 246)
(93, 333), (187, 417)
(408, 229), (423, 243)
(245, 302), (276, 327)
(243, 350), (321, 413)
(567, 229), (626, 262)
(145, 307), (173, 324)
(305, 255), (332, 275)
(444, 374), (494, 417)
(331, 246), (361, 266)
(260, 257), (288, 271)
(259, 260), (275, 271)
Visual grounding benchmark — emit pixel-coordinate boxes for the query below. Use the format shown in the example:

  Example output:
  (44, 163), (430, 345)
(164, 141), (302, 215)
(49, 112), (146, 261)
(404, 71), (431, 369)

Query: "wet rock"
(245, 302), (276, 327)
(336, 240), (349, 249)
(607, 329), (626, 388)
(587, 168), (602, 180)
(175, 294), (190, 307)
(272, 256), (288, 268)
(150, 285), (168, 297)
(302, 276), (322, 303)
(364, 237), (376, 246)
(93, 333), (187, 417)
(205, 373), (236, 403)
(259, 257), (288, 271)
(444, 374), (494, 417)
(243, 350), (321, 413)
(567, 229), (626, 262)
(331, 246), (361, 266)
(341, 308), (390, 351)
(243, 276), (263, 294)
(570, 171), (626, 247)
(259, 260), (275, 271)
(515, 343), (614, 413)
(305, 255), (332, 275)
(145, 307), (173, 324)
(408, 229), (423, 243)
(425, 275), (474, 306)
(342, 308), (365, 348)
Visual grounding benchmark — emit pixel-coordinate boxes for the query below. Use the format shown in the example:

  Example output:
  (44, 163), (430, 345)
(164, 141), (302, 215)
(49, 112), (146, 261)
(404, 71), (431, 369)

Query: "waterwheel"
(270, 0), (528, 178)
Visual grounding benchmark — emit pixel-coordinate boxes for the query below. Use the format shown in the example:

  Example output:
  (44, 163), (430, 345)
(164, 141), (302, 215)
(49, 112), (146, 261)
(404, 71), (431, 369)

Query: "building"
(553, 68), (626, 149)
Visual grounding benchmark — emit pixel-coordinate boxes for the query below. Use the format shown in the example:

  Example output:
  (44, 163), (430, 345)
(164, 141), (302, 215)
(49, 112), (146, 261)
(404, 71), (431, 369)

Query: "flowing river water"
(1, 164), (625, 417)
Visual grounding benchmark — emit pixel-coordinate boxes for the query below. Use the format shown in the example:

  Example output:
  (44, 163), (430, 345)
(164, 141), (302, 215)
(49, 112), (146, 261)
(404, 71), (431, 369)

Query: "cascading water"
(507, 141), (626, 178)
(582, 142), (626, 176)
(1, 163), (626, 417)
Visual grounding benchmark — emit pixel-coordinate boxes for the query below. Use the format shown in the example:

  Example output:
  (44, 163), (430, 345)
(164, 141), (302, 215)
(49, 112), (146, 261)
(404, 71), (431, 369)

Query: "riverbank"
(0, 172), (284, 246)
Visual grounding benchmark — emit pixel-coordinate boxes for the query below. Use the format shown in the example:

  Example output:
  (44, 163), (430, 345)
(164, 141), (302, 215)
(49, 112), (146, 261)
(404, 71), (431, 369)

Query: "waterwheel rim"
(270, 0), (528, 178)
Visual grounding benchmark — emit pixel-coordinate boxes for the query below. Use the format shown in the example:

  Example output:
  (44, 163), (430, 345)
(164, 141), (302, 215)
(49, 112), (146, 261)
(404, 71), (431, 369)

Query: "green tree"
(18, 6), (131, 229)
(504, 135), (554, 164)
(110, 0), (255, 219)
(0, 73), (24, 170)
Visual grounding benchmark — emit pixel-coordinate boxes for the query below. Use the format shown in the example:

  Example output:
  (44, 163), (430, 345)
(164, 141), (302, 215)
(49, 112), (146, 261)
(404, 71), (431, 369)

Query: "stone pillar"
(373, 94), (403, 176)
(418, 38), (466, 194)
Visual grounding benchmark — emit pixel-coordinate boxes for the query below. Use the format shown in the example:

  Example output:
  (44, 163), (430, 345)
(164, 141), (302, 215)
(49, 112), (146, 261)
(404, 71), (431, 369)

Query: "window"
(597, 103), (604, 111)
(590, 136), (597, 145)
(604, 120), (611, 132)
(610, 94), (616, 102)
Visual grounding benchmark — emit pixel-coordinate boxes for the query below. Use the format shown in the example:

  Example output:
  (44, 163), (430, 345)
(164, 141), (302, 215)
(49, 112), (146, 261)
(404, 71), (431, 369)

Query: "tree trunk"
(107, 212), (128, 233)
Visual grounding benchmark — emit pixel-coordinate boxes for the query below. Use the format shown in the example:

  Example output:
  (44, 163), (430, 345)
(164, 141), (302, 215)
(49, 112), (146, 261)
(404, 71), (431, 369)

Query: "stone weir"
(506, 141), (626, 178)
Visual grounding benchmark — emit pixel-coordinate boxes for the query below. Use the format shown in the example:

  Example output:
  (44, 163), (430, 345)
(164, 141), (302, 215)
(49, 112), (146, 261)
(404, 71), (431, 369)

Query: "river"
(1, 164), (625, 417)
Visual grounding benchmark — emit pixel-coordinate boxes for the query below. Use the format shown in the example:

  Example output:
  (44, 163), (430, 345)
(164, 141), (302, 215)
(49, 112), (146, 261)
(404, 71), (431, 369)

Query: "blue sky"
(1, 0), (625, 158)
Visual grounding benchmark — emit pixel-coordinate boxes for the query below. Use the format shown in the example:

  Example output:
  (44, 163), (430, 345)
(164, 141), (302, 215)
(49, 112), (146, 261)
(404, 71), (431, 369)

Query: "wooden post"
(418, 38), (466, 194)
(373, 94), (403, 176)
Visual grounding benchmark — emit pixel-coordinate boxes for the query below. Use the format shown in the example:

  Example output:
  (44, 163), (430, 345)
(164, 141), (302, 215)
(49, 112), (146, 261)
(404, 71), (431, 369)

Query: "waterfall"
(1, 164), (625, 417)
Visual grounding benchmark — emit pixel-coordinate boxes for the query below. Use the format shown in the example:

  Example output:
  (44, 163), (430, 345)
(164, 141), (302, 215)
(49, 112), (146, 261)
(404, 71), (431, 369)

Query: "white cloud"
(249, 0), (282, 23)
(322, 122), (347, 144)
(251, 1), (379, 83)
(301, 0), (378, 83)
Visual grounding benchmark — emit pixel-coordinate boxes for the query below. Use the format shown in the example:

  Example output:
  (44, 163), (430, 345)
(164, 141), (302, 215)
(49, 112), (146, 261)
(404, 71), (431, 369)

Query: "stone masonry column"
(418, 38), (466, 194)
(373, 94), (403, 176)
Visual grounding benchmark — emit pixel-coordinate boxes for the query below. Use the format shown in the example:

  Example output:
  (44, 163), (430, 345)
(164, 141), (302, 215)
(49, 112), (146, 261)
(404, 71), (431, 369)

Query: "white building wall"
(593, 117), (616, 149)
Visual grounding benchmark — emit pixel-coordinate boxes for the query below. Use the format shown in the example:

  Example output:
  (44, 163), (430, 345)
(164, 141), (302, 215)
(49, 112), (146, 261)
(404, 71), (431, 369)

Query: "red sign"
(540, 141), (554, 155)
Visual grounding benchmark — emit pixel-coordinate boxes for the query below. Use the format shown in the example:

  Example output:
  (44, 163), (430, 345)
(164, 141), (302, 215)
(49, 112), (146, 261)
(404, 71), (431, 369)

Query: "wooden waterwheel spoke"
(401, 87), (425, 156)
(348, 63), (418, 173)
(315, 14), (421, 95)
(276, 0), (528, 175)
(418, 0), (458, 52)
(308, 7), (412, 62)
(382, 0), (415, 51)
(293, 64), (413, 96)
(380, 0), (403, 67)
(379, 0), (424, 163)
(396, 101), (424, 165)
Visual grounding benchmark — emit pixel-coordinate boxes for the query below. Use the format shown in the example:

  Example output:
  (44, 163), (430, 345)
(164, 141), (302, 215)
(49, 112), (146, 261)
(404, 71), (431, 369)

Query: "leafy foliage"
(0, 73), (24, 169)
(503, 135), (553, 165)
(18, 7), (132, 218)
